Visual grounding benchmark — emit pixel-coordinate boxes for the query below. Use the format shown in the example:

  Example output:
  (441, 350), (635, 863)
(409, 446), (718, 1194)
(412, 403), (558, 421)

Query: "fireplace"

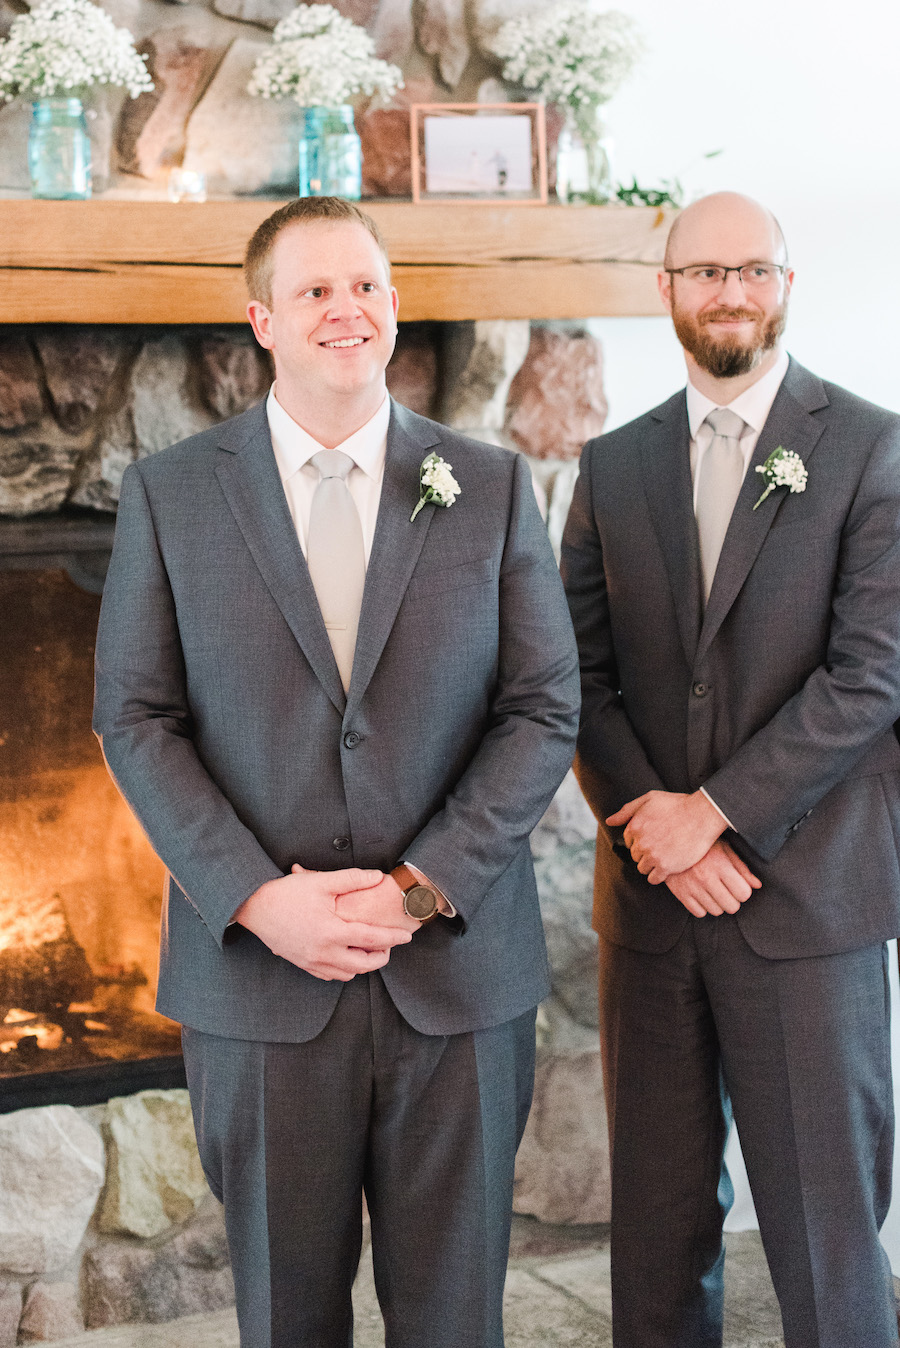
(0, 515), (185, 1112)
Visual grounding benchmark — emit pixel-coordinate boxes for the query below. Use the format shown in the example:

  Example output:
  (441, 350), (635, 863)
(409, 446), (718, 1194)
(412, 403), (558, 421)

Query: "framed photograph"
(410, 103), (547, 205)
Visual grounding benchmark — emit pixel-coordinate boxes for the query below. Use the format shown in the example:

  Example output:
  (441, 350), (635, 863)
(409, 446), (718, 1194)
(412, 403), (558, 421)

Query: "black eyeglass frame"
(664, 263), (789, 285)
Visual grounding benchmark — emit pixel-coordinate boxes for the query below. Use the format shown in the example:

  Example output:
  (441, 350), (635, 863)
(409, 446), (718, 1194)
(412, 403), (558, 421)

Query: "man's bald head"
(664, 192), (788, 270)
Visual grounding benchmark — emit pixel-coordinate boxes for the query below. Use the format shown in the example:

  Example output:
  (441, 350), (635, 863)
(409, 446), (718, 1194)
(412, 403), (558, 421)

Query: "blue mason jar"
(28, 97), (92, 200)
(299, 105), (362, 200)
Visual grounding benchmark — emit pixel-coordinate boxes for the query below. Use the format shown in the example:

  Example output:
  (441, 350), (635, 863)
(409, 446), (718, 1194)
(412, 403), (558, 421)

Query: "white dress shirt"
(687, 349), (790, 501)
(267, 385), (389, 562)
(685, 350), (790, 833)
(266, 385), (455, 917)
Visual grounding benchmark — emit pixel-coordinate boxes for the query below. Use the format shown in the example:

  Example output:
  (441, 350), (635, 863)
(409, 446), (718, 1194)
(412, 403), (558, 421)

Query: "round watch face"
(403, 884), (438, 921)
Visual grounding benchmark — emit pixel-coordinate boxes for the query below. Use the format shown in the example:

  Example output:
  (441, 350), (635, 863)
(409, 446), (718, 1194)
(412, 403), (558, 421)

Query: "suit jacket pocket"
(405, 556), (496, 602)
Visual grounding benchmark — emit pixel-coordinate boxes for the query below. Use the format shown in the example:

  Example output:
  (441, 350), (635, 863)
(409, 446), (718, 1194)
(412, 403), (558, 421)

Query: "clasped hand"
(665, 839), (761, 918)
(607, 789), (726, 884)
(606, 788), (761, 918)
(233, 865), (419, 983)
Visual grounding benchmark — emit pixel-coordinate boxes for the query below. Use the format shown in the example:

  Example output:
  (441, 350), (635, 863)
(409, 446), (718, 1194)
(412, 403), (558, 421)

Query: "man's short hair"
(244, 197), (391, 308)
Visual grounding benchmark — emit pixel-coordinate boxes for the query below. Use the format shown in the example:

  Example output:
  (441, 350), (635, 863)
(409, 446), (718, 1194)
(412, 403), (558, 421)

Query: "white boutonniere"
(752, 445), (808, 511)
(410, 452), (461, 522)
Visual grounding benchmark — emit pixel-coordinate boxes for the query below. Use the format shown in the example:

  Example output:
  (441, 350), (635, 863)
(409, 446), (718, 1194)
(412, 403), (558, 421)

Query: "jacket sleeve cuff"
(700, 786), (735, 832)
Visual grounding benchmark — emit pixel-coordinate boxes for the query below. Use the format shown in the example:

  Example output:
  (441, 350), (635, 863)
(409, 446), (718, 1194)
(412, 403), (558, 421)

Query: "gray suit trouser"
(599, 915), (898, 1348)
(182, 972), (536, 1348)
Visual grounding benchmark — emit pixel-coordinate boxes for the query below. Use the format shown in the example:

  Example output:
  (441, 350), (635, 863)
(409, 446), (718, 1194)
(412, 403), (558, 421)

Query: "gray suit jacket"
(561, 358), (900, 960)
(93, 399), (580, 1041)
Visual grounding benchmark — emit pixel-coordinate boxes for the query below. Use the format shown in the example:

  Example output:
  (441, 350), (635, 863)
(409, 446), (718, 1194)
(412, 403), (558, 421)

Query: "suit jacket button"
(333, 836), (351, 851)
(692, 682), (709, 697)
(343, 732), (361, 749)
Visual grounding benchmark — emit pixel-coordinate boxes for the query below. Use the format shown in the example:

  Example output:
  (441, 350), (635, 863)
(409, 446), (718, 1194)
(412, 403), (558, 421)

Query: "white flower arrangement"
(753, 446), (808, 510)
(410, 453), (461, 522)
(0, 0), (152, 102)
(488, 5), (643, 116)
(247, 4), (402, 108)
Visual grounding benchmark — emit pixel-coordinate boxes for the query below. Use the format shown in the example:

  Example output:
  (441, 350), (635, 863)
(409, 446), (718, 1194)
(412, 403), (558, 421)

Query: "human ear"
(657, 268), (673, 315)
(246, 300), (275, 350)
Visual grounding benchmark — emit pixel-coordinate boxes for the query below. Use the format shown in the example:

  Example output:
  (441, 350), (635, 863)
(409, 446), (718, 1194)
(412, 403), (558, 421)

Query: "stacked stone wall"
(0, 319), (603, 550)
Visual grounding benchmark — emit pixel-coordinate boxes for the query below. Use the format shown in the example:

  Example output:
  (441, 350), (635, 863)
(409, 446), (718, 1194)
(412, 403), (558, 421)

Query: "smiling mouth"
(321, 336), (368, 349)
(702, 309), (759, 326)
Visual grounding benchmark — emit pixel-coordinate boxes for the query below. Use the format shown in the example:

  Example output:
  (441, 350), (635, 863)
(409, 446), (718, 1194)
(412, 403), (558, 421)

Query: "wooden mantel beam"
(0, 198), (674, 323)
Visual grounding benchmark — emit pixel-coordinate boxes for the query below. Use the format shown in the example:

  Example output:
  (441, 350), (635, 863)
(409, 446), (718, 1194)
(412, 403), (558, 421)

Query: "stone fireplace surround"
(0, 317), (606, 519)
(0, 313), (612, 1343)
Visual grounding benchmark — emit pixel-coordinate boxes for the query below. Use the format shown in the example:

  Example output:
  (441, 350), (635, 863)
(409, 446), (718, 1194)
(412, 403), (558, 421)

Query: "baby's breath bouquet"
(247, 4), (402, 107)
(0, 0), (152, 101)
(489, 5), (642, 202)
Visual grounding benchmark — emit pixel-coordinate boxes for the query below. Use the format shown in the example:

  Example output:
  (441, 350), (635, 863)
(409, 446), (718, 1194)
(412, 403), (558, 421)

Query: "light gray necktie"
(695, 407), (747, 603)
(307, 449), (366, 692)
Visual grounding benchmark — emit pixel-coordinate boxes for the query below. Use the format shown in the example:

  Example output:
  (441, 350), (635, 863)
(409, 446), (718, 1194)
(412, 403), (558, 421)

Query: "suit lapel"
(697, 359), (829, 660)
(214, 403), (346, 715)
(345, 401), (442, 715)
(641, 391), (703, 664)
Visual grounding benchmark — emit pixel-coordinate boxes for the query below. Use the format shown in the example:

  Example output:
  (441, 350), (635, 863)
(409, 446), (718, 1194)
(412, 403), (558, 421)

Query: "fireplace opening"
(1, 556), (184, 1110)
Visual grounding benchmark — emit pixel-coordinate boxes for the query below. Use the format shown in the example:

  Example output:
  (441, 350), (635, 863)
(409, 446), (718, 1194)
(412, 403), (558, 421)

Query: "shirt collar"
(267, 386), (390, 483)
(686, 348), (790, 440)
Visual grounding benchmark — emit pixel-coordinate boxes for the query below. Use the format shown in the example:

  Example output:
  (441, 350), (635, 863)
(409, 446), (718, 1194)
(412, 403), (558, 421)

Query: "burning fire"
(0, 889), (94, 1018)
(0, 892), (67, 949)
(0, 886), (173, 1073)
(0, 570), (180, 1077)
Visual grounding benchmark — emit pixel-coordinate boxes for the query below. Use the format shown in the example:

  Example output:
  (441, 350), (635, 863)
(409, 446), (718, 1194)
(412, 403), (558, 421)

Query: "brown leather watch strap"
(390, 863), (421, 894)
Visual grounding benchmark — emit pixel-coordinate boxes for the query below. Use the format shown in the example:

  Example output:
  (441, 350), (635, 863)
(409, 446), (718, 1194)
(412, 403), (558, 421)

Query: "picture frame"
(410, 103), (548, 205)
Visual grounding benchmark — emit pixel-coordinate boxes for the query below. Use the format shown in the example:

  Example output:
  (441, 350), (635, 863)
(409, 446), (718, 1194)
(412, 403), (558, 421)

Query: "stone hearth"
(0, 1092), (231, 1344)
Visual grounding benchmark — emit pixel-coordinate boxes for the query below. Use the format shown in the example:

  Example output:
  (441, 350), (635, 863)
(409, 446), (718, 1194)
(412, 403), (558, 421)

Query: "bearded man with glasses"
(562, 191), (900, 1347)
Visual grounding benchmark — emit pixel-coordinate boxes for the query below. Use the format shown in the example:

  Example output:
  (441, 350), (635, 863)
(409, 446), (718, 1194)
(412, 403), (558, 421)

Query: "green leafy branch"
(614, 150), (724, 210)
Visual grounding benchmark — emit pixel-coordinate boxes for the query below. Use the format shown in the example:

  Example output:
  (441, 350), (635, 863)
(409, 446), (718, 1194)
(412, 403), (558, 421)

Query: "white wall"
(593, 0), (900, 1266)
(589, 0), (900, 429)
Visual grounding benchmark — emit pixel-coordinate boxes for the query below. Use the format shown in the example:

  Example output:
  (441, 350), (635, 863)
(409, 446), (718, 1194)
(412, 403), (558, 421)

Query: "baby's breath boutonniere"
(753, 445), (808, 511)
(410, 452), (461, 522)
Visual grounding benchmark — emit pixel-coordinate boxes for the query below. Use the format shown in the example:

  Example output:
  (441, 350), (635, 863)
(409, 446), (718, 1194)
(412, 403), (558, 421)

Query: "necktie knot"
(705, 407), (746, 442)
(312, 449), (355, 483)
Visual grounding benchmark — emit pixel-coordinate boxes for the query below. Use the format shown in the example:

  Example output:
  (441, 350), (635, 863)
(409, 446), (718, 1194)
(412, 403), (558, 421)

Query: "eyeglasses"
(665, 263), (787, 287)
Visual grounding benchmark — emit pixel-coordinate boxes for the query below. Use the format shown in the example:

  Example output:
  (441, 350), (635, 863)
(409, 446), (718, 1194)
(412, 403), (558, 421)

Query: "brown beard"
(672, 301), (788, 379)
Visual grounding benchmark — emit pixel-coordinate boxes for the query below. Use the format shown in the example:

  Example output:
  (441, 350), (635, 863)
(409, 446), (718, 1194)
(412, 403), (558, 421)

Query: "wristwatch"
(391, 864), (439, 923)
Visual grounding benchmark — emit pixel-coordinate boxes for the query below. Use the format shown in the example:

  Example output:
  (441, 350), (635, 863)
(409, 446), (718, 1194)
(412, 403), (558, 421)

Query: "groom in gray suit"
(562, 192), (900, 1347)
(93, 197), (579, 1347)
